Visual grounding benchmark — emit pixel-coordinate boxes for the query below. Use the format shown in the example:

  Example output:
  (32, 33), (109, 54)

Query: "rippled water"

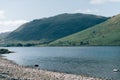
(2, 47), (120, 80)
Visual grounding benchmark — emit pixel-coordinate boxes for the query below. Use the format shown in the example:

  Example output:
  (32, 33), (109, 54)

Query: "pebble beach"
(0, 56), (103, 80)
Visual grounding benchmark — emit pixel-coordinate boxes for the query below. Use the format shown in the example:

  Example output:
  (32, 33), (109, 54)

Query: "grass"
(49, 14), (120, 46)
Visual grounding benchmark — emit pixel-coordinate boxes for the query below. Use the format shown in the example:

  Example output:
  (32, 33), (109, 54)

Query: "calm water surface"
(2, 47), (120, 80)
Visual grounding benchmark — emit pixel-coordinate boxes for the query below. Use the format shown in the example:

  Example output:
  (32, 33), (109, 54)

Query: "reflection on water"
(2, 47), (120, 80)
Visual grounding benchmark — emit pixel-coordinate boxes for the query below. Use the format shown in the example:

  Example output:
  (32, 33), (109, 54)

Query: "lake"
(2, 47), (120, 80)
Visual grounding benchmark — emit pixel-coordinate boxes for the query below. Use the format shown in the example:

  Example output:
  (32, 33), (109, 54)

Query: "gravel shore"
(0, 56), (103, 80)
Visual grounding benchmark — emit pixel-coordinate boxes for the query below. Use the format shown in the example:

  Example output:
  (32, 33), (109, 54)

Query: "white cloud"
(90, 0), (120, 4)
(90, 0), (106, 4)
(0, 20), (27, 27)
(0, 10), (28, 33)
(0, 20), (28, 33)
(0, 10), (5, 19)
(75, 9), (99, 14)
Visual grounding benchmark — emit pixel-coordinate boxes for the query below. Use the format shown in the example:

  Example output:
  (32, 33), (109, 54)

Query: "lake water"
(2, 47), (120, 80)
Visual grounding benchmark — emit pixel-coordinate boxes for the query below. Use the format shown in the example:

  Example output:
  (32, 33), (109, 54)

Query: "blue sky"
(0, 0), (120, 33)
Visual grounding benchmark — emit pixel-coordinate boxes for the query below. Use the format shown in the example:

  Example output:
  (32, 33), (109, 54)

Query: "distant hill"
(0, 32), (10, 46)
(0, 32), (10, 39)
(6, 13), (108, 44)
(50, 14), (120, 46)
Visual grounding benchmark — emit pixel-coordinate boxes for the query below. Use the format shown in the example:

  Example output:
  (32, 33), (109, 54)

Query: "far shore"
(0, 55), (104, 80)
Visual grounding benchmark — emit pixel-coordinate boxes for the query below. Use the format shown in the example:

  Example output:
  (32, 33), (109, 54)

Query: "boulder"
(0, 48), (14, 54)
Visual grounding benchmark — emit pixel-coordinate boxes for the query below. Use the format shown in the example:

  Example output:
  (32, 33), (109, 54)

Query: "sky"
(0, 0), (120, 33)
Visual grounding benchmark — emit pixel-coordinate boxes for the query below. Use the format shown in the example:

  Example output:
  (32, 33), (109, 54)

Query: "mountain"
(0, 32), (10, 46)
(0, 32), (10, 39)
(6, 13), (108, 44)
(49, 14), (120, 46)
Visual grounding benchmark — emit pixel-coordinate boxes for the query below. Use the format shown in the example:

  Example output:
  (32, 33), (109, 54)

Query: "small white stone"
(113, 69), (119, 72)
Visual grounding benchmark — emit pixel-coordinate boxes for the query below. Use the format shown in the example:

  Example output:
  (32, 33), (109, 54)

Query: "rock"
(113, 69), (119, 72)
(0, 48), (14, 54)
(34, 64), (39, 67)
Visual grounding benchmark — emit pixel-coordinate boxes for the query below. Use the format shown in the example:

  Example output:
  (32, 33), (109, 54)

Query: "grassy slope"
(49, 14), (120, 46)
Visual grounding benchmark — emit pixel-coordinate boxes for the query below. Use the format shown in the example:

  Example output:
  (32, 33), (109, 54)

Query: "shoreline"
(0, 56), (104, 80)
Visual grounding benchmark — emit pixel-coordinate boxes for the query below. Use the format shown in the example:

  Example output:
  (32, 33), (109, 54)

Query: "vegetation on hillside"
(49, 14), (120, 46)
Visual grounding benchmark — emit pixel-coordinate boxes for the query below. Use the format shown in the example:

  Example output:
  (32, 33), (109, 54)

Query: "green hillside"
(6, 13), (108, 44)
(49, 14), (120, 46)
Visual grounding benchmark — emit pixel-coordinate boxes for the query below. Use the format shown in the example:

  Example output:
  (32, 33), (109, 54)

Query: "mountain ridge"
(5, 13), (108, 45)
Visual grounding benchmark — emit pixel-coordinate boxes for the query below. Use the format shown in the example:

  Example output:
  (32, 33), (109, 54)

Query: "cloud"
(0, 10), (28, 33)
(75, 9), (99, 14)
(90, 0), (120, 4)
(0, 20), (28, 27)
(0, 20), (28, 33)
(90, 0), (107, 4)
(0, 10), (5, 19)
(110, 0), (120, 2)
